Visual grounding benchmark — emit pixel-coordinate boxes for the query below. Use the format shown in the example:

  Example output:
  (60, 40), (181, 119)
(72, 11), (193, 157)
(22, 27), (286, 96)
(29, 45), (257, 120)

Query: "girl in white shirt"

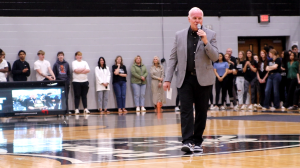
(72, 51), (90, 114)
(95, 57), (111, 113)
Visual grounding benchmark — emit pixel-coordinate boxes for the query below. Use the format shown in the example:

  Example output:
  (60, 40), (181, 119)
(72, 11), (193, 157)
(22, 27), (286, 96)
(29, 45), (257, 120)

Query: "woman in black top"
(235, 51), (246, 109)
(225, 53), (237, 109)
(243, 50), (258, 109)
(279, 50), (289, 108)
(112, 55), (128, 113)
(263, 49), (282, 110)
(256, 50), (269, 108)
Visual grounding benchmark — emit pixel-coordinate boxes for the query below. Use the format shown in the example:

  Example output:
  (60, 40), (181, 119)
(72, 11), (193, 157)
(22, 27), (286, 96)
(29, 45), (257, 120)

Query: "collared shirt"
(187, 26), (200, 72)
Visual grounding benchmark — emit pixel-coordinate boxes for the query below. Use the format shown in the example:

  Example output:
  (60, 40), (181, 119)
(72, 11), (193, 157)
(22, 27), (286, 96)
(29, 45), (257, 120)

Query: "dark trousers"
(210, 86), (213, 105)
(215, 76), (228, 106)
(279, 75), (287, 103)
(72, 81), (89, 109)
(179, 74), (212, 145)
(264, 73), (281, 108)
(293, 86), (300, 106)
(62, 84), (70, 112)
(259, 82), (266, 106)
(176, 88), (180, 106)
(227, 76), (237, 106)
(113, 81), (126, 109)
(285, 78), (298, 107)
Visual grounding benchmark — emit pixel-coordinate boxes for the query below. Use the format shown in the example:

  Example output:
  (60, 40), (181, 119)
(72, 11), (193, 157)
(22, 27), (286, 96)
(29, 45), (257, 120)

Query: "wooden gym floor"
(0, 109), (300, 168)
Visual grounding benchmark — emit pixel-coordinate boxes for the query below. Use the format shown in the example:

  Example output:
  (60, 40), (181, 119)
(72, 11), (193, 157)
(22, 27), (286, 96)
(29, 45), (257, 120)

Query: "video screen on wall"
(0, 81), (67, 116)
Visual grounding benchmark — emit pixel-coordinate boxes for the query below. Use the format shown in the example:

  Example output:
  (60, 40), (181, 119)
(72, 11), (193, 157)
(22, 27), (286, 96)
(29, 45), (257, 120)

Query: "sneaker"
(229, 102), (234, 109)
(247, 104), (253, 109)
(281, 106), (286, 110)
(270, 107), (276, 111)
(75, 109), (79, 114)
(141, 107), (146, 111)
(220, 106), (226, 110)
(262, 107), (267, 111)
(175, 107), (180, 111)
(240, 105), (246, 110)
(194, 144), (203, 152)
(257, 104), (262, 109)
(84, 109), (90, 114)
(288, 106), (298, 110)
(136, 107), (140, 111)
(213, 106), (219, 110)
(254, 104), (258, 107)
(181, 143), (194, 152)
(209, 104), (214, 110)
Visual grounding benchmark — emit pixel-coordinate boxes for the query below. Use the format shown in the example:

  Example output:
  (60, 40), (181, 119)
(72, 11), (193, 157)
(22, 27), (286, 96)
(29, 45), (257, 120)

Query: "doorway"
(238, 36), (287, 55)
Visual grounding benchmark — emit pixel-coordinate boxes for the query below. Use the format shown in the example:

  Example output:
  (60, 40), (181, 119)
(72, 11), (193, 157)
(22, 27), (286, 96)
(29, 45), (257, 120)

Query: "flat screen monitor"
(0, 80), (67, 117)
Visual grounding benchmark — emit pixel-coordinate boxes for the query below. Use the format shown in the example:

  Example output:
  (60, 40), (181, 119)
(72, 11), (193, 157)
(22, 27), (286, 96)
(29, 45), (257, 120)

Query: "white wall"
(0, 16), (299, 109)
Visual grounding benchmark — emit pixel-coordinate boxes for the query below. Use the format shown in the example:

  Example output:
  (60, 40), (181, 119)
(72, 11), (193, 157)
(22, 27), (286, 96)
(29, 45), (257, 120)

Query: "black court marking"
(0, 135), (299, 165)
(208, 114), (300, 122)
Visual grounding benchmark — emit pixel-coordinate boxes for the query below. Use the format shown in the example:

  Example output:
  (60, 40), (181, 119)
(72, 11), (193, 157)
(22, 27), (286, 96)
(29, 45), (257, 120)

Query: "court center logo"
(1, 135), (299, 164)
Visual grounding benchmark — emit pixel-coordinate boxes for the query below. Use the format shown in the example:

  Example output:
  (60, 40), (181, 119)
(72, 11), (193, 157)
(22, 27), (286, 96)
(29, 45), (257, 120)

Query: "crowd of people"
(206, 45), (300, 111)
(0, 48), (165, 114)
(1, 45), (300, 113)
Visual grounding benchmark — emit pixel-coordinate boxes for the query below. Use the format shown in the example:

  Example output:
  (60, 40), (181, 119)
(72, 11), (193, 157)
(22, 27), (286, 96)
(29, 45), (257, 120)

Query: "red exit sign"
(258, 14), (270, 23)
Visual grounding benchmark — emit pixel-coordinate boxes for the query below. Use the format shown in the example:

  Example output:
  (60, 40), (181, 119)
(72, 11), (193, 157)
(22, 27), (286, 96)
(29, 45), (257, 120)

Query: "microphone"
(197, 24), (202, 41)
(197, 24), (202, 30)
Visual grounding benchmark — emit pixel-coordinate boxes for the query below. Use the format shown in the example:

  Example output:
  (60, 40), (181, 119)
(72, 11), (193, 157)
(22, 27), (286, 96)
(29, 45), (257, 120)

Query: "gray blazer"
(165, 27), (219, 87)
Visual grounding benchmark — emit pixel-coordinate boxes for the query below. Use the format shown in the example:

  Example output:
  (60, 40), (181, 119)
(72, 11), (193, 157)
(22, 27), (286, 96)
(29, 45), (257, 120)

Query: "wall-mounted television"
(0, 80), (68, 117)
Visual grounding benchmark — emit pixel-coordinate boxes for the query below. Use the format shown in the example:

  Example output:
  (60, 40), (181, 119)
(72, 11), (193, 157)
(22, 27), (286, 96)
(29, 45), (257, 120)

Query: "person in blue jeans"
(131, 55), (148, 112)
(112, 56), (127, 113)
(263, 49), (282, 110)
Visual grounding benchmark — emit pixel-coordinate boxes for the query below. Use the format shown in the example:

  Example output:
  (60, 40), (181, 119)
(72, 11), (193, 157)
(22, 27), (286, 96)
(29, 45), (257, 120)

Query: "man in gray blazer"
(163, 7), (218, 153)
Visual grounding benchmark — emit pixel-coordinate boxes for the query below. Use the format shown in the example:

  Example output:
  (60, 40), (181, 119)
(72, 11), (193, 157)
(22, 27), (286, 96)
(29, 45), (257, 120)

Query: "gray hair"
(188, 7), (204, 17)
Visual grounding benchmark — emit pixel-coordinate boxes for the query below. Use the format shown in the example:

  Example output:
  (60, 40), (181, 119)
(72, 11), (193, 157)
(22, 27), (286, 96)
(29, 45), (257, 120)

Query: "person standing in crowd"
(226, 48), (238, 108)
(112, 55), (128, 113)
(213, 53), (228, 110)
(256, 50), (269, 109)
(292, 45), (300, 59)
(284, 52), (299, 108)
(253, 54), (260, 106)
(243, 50), (257, 110)
(226, 48), (237, 65)
(12, 50), (31, 81)
(52, 51), (71, 112)
(279, 50), (289, 109)
(263, 49), (282, 110)
(72, 51), (90, 114)
(131, 55), (148, 112)
(225, 53), (237, 109)
(95, 57), (111, 113)
(235, 51), (246, 109)
(163, 7), (218, 152)
(287, 62), (300, 110)
(150, 56), (166, 112)
(34, 50), (56, 81)
(0, 49), (8, 82)
(1, 50), (11, 81)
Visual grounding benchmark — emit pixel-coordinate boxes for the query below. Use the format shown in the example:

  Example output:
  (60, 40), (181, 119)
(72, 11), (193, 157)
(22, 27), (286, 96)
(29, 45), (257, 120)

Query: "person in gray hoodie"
(52, 51), (71, 112)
